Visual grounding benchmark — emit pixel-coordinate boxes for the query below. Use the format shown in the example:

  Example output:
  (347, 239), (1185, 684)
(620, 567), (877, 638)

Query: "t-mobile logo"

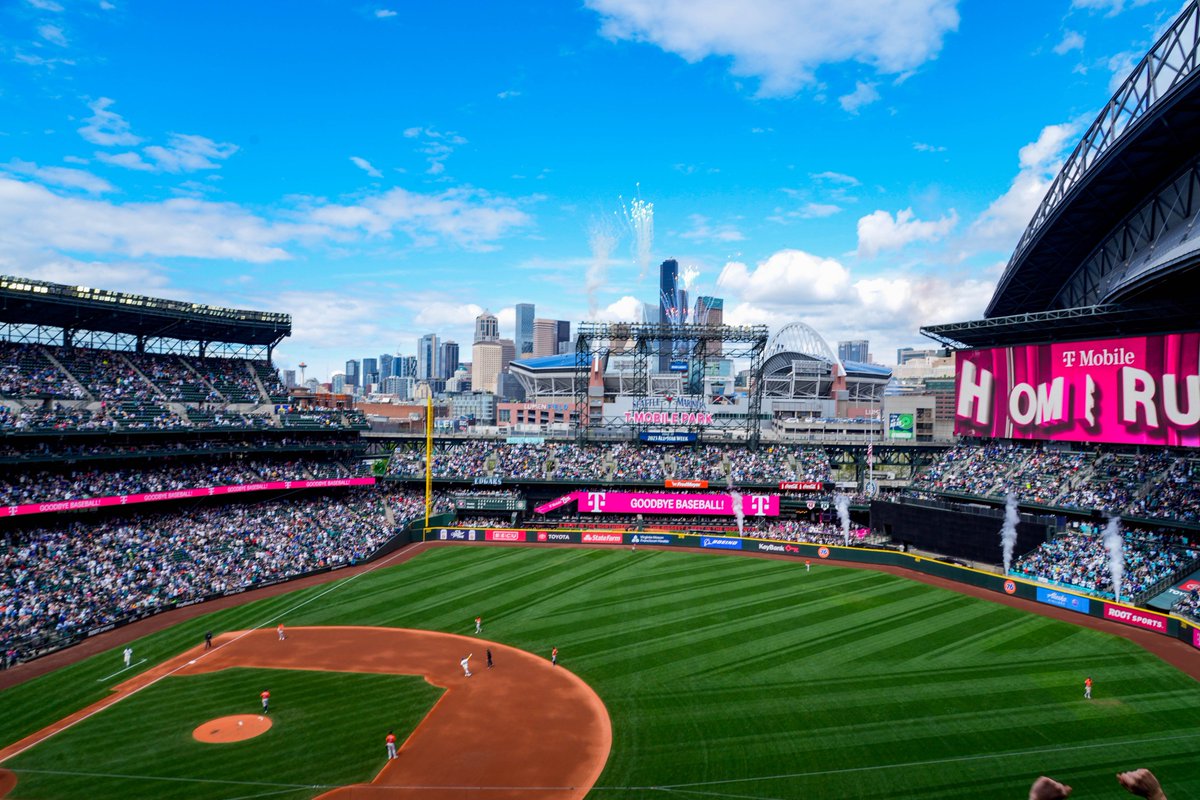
(584, 491), (607, 512)
(749, 495), (770, 516)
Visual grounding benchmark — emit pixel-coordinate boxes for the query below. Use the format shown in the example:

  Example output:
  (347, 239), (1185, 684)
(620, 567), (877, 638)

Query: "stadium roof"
(920, 300), (1200, 349)
(0, 276), (291, 347)
(842, 361), (893, 378)
(987, 1), (1200, 317)
(512, 353), (584, 371)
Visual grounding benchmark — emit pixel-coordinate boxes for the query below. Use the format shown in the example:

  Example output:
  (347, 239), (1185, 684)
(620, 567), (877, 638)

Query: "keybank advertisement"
(573, 490), (779, 517)
(1036, 586), (1091, 614)
(954, 333), (1200, 446)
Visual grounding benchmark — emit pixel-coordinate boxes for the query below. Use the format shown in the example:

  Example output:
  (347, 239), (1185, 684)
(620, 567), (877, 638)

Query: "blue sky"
(0, 0), (1180, 379)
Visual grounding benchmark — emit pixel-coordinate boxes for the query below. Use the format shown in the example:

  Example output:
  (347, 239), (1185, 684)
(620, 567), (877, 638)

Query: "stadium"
(3, 6), (1200, 800)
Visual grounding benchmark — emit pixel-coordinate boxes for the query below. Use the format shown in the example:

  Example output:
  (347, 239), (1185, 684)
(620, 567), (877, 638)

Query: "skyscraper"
(439, 341), (460, 379)
(658, 259), (680, 325)
(417, 334), (440, 380)
(695, 296), (724, 356)
(533, 318), (558, 357)
(474, 311), (499, 343)
(378, 353), (394, 380)
(394, 355), (417, 378)
(471, 341), (503, 393)
(361, 357), (378, 387)
(838, 340), (870, 364)
(556, 320), (571, 353)
(344, 359), (359, 388)
(515, 303), (535, 356)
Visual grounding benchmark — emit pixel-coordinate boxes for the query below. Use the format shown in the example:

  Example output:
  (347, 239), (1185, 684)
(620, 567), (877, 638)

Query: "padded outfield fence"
(421, 524), (1200, 652)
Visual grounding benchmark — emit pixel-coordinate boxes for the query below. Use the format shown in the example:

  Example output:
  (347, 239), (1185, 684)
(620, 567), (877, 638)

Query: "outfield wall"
(423, 525), (1200, 651)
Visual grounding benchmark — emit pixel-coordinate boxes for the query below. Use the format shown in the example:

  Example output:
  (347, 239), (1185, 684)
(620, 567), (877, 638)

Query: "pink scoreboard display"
(954, 332), (1200, 447)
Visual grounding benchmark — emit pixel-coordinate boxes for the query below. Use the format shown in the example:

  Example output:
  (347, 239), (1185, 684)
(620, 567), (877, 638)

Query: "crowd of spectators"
(0, 341), (84, 399)
(1011, 524), (1198, 600)
(0, 457), (354, 506)
(387, 441), (831, 485)
(1, 489), (396, 664)
(914, 441), (1200, 524)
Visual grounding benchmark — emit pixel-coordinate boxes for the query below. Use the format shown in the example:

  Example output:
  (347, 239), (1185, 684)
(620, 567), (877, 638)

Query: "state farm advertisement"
(1103, 603), (1168, 632)
(0, 477), (376, 518)
(955, 333), (1200, 446)
(581, 532), (623, 544)
(572, 490), (779, 517)
(485, 529), (527, 542)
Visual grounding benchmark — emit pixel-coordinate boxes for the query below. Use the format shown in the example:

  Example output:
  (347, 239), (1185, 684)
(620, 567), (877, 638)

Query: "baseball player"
(805, 560), (811, 572)
(475, 616), (482, 634)
(486, 648), (494, 669)
(261, 689), (270, 714)
(461, 653), (472, 677)
(551, 646), (558, 666)
(1084, 676), (1093, 699)
(122, 647), (132, 668)
(385, 731), (397, 759)
(204, 631), (213, 650)
(277, 623), (286, 641)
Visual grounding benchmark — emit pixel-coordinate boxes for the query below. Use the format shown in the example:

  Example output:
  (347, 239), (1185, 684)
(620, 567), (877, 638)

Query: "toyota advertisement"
(572, 490), (779, 517)
(954, 332), (1200, 446)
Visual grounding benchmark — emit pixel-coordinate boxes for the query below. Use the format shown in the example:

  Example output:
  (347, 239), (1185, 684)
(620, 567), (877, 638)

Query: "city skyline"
(0, 0), (1175, 382)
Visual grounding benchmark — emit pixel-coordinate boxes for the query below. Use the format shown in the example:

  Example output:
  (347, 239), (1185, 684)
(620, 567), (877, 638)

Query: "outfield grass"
(3, 546), (1199, 799)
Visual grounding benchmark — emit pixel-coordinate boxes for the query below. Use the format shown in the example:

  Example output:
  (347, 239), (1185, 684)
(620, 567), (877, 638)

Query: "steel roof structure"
(987, 0), (1200, 318)
(0, 276), (291, 348)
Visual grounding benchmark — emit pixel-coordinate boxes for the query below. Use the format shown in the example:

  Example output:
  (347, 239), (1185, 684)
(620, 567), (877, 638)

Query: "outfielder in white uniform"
(461, 654), (472, 677)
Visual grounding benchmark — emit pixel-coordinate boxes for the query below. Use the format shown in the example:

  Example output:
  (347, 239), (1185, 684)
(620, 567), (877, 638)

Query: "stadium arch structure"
(924, 0), (1200, 350)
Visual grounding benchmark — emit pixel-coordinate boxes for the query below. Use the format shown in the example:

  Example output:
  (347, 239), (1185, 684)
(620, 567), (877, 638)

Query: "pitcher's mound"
(193, 714), (272, 743)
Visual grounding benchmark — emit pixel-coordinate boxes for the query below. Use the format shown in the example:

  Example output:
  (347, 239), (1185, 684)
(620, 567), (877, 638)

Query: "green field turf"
(4, 668), (441, 800)
(3, 546), (1199, 799)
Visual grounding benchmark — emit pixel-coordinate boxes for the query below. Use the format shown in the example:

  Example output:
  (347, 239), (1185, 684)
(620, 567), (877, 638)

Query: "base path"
(0, 627), (612, 800)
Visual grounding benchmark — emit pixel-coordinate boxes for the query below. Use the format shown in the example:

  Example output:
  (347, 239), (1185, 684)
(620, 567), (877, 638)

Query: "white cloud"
(856, 207), (958, 258)
(811, 170), (860, 186)
(1053, 30), (1085, 55)
(374, 8), (397, 17)
(37, 24), (68, 47)
(0, 176), (298, 262)
(602, 295), (644, 322)
(969, 121), (1080, 249)
(718, 250), (851, 304)
(1106, 49), (1142, 93)
(412, 301), (485, 328)
(586, 0), (959, 96)
(402, 127), (467, 175)
(3, 159), (113, 194)
(913, 142), (946, 153)
(99, 1), (116, 9)
(1070, 0), (1154, 15)
(96, 151), (154, 171)
(799, 202), (841, 218)
(497, 90), (521, 99)
(678, 213), (744, 242)
(838, 81), (880, 113)
(716, 248), (996, 363)
(140, 134), (238, 173)
(26, 0), (64, 10)
(78, 98), (141, 147)
(306, 186), (532, 250)
(350, 156), (383, 178)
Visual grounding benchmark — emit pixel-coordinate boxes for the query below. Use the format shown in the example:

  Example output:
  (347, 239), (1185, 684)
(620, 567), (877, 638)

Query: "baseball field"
(2, 544), (1199, 799)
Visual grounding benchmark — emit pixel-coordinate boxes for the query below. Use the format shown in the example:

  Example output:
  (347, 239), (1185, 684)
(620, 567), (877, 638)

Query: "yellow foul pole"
(424, 394), (433, 534)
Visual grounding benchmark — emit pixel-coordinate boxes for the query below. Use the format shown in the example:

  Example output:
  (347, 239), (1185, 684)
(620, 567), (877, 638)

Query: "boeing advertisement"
(954, 332), (1200, 446)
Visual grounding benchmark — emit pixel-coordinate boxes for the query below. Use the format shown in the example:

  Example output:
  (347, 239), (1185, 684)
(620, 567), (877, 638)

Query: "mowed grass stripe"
(4, 545), (1199, 800)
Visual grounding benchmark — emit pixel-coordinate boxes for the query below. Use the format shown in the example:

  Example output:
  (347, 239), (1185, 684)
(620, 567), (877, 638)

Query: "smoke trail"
(835, 494), (851, 547)
(621, 189), (654, 280)
(1001, 492), (1019, 574)
(585, 214), (620, 317)
(679, 264), (700, 290)
(727, 472), (744, 537)
(1102, 516), (1125, 603)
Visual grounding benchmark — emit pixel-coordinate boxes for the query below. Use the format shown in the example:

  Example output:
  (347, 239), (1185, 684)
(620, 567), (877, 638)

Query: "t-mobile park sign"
(572, 490), (778, 517)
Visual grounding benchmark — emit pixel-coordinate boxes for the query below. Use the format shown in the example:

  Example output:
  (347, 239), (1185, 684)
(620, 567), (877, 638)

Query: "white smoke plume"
(585, 213), (621, 317)
(1102, 516), (1125, 603)
(835, 494), (851, 546)
(1001, 493), (1019, 574)
(679, 264), (700, 290)
(727, 472), (744, 536)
